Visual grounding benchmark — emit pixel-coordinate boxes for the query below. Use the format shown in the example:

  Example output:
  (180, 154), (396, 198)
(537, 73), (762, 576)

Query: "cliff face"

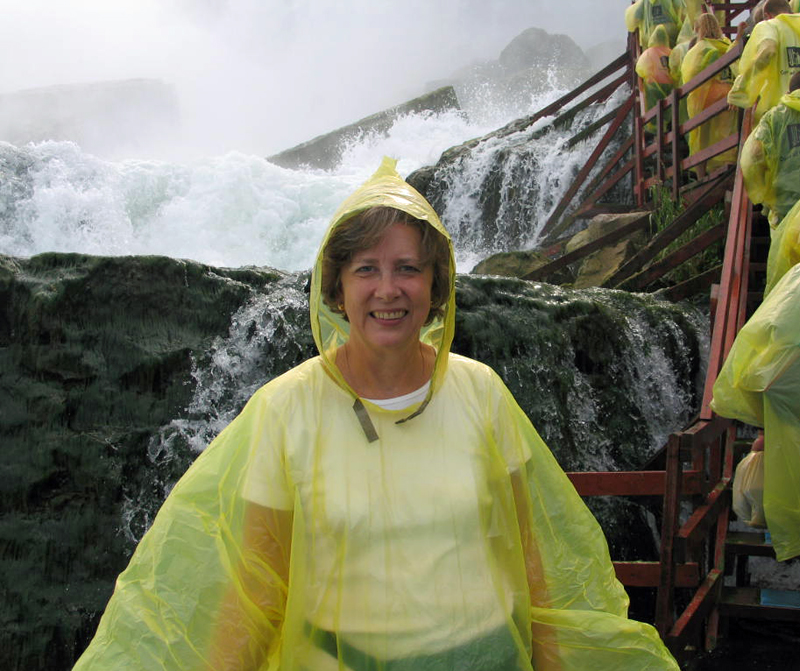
(0, 253), (706, 670)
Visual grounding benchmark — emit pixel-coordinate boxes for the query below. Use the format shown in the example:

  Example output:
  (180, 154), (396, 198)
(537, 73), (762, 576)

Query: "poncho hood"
(676, 16), (694, 45)
(648, 24), (671, 49)
(780, 89), (800, 113)
(309, 157), (456, 420)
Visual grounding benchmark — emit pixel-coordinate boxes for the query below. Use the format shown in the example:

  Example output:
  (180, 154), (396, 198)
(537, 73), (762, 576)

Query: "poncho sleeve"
(72, 381), (295, 670)
(488, 369), (680, 670)
(740, 113), (773, 209)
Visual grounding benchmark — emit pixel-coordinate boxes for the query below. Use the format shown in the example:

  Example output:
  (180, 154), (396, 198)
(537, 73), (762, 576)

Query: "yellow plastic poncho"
(681, 36), (739, 173)
(626, 0), (687, 48)
(73, 158), (679, 670)
(711, 264), (800, 562)
(766, 198), (800, 295)
(636, 26), (676, 112)
(740, 89), (800, 228)
(727, 13), (800, 121)
(669, 19), (695, 125)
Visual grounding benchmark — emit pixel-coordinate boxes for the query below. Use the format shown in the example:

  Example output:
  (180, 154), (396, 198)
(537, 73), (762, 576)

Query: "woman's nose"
(375, 272), (401, 299)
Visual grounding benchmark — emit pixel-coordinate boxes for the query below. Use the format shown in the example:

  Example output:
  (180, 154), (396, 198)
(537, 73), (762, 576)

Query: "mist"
(0, 0), (629, 159)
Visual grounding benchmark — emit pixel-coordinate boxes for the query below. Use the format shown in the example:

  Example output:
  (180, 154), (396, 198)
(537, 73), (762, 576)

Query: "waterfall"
(417, 83), (632, 270)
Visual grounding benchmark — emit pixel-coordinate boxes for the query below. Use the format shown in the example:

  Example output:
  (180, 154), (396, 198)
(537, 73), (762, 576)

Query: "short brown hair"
(763, 0), (791, 16)
(320, 206), (450, 325)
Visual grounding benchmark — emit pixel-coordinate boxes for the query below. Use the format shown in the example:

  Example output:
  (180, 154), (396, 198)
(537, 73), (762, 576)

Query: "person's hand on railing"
(735, 21), (747, 44)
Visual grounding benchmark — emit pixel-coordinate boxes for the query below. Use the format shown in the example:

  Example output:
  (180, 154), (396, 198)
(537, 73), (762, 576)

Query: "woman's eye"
(354, 265), (375, 273)
(399, 265), (421, 273)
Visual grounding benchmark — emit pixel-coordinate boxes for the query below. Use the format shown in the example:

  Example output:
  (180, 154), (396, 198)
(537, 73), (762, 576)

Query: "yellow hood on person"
(74, 158), (678, 670)
(741, 89), (800, 230)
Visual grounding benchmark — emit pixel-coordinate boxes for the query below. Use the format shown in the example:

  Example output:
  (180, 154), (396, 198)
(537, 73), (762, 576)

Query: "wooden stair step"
(720, 587), (800, 622)
(726, 530), (776, 557)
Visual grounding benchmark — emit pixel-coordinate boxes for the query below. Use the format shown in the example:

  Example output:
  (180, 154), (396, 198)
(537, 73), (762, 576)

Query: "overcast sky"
(1, 0), (630, 155)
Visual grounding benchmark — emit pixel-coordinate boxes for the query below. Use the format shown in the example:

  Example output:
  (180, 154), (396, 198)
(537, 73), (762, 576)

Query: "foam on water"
(0, 71), (620, 272)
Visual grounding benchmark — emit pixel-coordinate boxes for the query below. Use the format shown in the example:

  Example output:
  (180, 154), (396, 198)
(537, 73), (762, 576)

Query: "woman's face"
(339, 223), (433, 358)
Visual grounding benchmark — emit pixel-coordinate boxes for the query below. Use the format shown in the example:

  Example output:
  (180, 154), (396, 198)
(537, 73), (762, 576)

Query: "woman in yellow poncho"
(636, 25), (676, 116)
(73, 158), (679, 671)
(681, 13), (739, 177)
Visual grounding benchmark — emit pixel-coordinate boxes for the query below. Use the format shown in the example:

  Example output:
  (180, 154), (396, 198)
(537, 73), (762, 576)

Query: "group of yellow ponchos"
(630, 1), (738, 173)
(707, 13), (800, 564)
(628, 2), (800, 565)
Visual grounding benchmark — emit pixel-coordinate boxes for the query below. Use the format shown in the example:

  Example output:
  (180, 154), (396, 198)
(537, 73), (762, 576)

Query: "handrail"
(483, 52), (630, 144)
(524, 211), (649, 282)
(539, 96), (634, 238)
(635, 34), (744, 207)
(533, 5), (768, 660)
(607, 169), (733, 287)
(700, 108), (754, 419)
(653, 107), (756, 662)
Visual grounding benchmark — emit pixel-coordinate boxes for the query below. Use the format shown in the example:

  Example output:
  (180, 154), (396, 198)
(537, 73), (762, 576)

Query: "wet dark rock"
(0, 253), (286, 671)
(267, 86), (462, 171)
(470, 248), (575, 284)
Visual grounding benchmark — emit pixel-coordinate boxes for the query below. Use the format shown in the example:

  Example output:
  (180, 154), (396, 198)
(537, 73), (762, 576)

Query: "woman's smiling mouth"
(372, 310), (406, 320)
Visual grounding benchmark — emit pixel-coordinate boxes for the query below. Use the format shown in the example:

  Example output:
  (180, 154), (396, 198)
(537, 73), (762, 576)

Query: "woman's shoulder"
(249, 356), (329, 405)
(445, 353), (503, 386)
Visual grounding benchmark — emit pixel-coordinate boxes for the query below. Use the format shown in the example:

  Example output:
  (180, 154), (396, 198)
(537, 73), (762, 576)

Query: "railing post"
(657, 99), (665, 184)
(656, 433), (682, 637)
(671, 88), (681, 202)
(629, 32), (646, 207)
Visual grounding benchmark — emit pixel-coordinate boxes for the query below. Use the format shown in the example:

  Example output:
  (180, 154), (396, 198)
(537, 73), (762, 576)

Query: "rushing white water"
(0, 74), (626, 272)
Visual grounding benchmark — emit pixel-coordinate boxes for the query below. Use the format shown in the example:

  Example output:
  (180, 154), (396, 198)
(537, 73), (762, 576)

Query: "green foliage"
(649, 183), (726, 285)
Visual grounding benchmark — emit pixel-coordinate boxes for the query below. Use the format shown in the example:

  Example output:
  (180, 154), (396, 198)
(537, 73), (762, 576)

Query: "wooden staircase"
(548, 0), (800, 662)
(722, 530), (800, 624)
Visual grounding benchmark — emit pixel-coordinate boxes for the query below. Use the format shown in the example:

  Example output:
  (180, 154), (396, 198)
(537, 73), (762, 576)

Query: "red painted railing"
(562, 1), (764, 662)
